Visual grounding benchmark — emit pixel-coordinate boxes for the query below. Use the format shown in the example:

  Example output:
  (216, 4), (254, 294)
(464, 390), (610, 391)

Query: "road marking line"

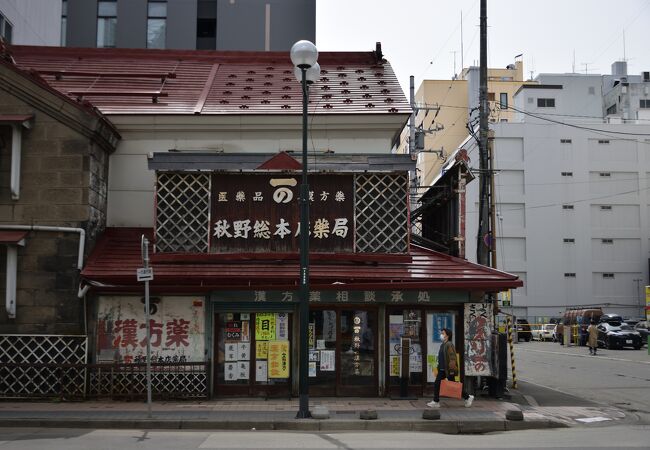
(523, 394), (539, 406)
(520, 348), (650, 365)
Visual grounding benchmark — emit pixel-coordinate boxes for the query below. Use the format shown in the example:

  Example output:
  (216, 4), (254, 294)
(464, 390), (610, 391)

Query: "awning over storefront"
(81, 228), (522, 293)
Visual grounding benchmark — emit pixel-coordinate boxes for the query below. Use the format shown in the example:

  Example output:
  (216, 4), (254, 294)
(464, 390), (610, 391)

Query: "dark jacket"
(438, 341), (458, 374)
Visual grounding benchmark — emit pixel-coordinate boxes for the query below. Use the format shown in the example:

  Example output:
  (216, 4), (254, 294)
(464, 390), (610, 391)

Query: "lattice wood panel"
(88, 365), (208, 399)
(0, 335), (87, 398)
(156, 172), (211, 252)
(355, 173), (409, 253)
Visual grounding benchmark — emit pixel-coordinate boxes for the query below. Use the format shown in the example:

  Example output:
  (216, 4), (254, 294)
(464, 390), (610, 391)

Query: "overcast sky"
(316, 0), (650, 93)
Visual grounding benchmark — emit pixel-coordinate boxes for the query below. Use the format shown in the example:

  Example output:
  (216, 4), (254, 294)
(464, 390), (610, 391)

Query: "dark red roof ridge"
(10, 45), (383, 65)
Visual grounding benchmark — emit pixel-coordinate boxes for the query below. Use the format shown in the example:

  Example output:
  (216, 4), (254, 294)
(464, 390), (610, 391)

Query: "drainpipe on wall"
(10, 124), (22, 200)
(0, 225), (86, 319)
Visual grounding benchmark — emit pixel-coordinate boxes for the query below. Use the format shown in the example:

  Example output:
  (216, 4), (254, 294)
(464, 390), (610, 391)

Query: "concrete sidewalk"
(0, 395), (627, 434)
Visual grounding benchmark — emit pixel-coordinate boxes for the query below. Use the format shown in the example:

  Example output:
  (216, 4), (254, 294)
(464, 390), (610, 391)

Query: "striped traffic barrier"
(506, 317), (517, 389)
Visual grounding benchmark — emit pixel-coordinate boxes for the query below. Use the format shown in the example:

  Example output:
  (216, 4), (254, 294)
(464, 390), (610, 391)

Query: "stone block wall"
(0, 87), (114, 334)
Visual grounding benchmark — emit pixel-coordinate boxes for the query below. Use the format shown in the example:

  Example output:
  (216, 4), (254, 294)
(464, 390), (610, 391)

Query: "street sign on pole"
(140, 235), (153, 418)
(137, 267), (154, 282)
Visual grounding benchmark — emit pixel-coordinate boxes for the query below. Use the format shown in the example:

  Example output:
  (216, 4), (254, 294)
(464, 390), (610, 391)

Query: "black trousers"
(433, 369), (469, 402)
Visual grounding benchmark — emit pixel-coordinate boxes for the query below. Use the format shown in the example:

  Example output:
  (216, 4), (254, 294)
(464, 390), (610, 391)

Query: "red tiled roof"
(10, 46), (410, 117)
(81, 228), (522, 293)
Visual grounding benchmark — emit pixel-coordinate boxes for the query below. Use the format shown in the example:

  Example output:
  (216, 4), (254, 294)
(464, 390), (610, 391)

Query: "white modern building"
(463, 62), (650, 321)
(0, 0), (62, 46)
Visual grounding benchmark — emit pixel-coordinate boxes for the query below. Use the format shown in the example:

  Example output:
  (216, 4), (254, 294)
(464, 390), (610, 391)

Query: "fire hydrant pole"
(506, 317), (517, 389)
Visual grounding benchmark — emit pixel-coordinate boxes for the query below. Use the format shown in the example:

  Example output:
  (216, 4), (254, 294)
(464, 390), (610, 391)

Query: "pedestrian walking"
(427, 328), (474, 408)
(587, 320), (598, 355)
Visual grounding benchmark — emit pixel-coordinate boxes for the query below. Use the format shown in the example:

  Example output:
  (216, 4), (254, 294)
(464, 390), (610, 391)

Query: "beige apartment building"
(402, 59), (532, 189)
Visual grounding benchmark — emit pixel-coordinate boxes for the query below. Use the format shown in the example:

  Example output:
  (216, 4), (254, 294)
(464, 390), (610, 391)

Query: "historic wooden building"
(0, 44), (521, 399)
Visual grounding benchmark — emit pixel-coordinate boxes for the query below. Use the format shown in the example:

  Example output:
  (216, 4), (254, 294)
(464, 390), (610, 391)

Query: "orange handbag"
(440, 379), (463, 399)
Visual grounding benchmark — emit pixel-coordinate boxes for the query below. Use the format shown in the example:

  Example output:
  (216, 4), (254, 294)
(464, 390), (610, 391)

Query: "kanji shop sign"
(96, 296), (205, 364)
(210, 174), (354, 253)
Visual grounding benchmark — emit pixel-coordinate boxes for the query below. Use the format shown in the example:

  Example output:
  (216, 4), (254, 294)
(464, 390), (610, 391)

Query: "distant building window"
(0, 12), (13, 44)
(564, 273), (576, 278)
(537, 98), (555, 108)
(640, 99), (650, 109)
(561, 172), (573, 177)
(562, 204), (574, 210)
(560, 139), (572, 144)
(599, 172), (611, 177)
(61, 0), (67, 46)
(97, 1), (117, 48)
(147, 1), (167, 49)
(488, 92), (495, 101)
(602, 273), (615, 279)
(588, 86), (596, 95)
(499, 118), (508, 123)
(600, 205), (612, 211)
(601, 239), (613, 244)
(500, 93), (508, 109)
(563, 238), (575, 243)
(197, 18), (217, 49)
(598, 140), (610, 144)
(606, 104), (617, 115)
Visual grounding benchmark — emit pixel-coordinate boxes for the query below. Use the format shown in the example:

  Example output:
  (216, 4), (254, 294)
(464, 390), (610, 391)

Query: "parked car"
(634, 321), (649, 343)
(599, 314), (623, 325)
(597, 322), (643, 349)
(516, 319), (532, 342)
(532, 324), (555, 341)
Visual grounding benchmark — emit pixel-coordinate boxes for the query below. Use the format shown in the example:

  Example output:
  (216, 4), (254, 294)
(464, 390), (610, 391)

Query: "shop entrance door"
(213, 312), (291, 397)
(308, 307), (378, 396)
(386, 307), (460, 398)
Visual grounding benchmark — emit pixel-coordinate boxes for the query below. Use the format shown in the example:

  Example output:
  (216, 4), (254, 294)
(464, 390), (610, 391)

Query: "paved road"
(0, 426), (649, 449)
(512, 341), (650, 423)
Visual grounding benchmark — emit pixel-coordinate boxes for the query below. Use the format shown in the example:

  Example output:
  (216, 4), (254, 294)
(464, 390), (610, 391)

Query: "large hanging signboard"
(96, 296), (205, 364)
(463, 303), (494, 376)
(210, 174), (354, 253)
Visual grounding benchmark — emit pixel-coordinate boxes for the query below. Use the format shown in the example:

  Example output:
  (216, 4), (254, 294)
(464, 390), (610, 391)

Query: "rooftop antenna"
(572, 50), (576, 73)
(460, 10), (464, 71)
(451, 50), (458, 77)
(581, 62), (591, 74)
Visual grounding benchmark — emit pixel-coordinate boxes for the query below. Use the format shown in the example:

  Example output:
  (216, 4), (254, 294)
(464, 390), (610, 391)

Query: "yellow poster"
(267, 340), (289, 378)
(256, 341), (269, 359)
(390, 355), (400, 377)
(255, 313), (276, 341)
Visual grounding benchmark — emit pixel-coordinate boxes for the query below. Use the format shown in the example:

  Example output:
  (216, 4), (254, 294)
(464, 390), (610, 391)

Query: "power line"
(465, 185), (650, 215)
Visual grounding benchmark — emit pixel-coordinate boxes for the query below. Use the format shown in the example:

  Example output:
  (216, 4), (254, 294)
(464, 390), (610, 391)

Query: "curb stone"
(0, 417), (569, 433)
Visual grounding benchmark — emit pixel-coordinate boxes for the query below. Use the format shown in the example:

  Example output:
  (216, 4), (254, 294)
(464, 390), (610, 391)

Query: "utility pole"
(409, 75), (415, 157)
(477, 0), (492, 268)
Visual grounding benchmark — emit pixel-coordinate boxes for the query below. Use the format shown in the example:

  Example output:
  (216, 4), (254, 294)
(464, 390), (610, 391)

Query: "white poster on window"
(238, 361), (250, 380)
(276, 313), (289, 340)
(320, 350), (335, 371)
(238, 342), (250, 361)
(224, 362), (238, 381)
(256, 360), (268, 382)
(409, 342), (422, 373)
(225, 343), (237, 362)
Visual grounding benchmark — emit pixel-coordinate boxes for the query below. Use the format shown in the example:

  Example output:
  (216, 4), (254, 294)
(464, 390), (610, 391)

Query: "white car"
(531, 324), (555, 341)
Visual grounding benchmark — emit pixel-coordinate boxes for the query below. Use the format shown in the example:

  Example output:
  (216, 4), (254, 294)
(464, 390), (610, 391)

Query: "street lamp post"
(290, 40), (320, 419)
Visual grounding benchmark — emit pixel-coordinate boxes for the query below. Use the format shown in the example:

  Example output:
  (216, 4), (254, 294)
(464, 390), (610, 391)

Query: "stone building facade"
(0, 48), (119, 334)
